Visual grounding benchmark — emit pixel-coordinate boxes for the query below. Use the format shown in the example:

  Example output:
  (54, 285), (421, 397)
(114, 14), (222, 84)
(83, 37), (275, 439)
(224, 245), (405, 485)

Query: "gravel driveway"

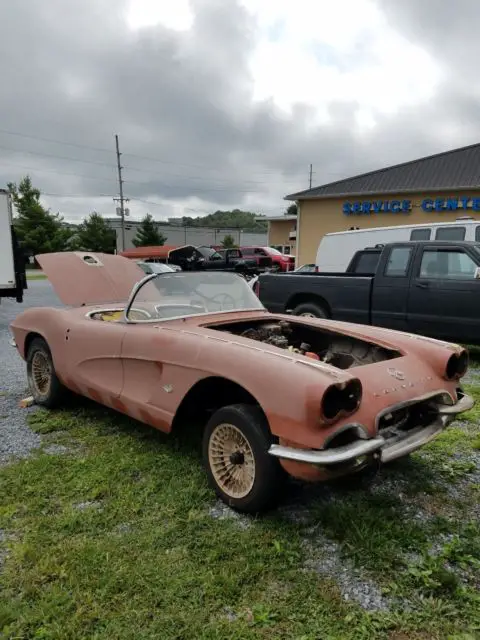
(0, 281), (61, 464)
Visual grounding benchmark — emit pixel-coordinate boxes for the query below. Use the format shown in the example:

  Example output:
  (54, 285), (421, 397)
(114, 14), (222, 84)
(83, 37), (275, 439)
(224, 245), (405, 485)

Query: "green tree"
(132, 213), (167, 247)
(176, 210), (268, 232)
(221, 234), (237, 248)
(69, 212), (117, 253)
(285, 203), (297, 216)
(8, 175), (72, 256)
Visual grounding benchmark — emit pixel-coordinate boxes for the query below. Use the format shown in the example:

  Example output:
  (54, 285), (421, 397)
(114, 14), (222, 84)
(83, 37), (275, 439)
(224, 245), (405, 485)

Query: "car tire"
(26, 337), (65, 408)
(292, 302), (329, 318)
(202, 403), (284, 514)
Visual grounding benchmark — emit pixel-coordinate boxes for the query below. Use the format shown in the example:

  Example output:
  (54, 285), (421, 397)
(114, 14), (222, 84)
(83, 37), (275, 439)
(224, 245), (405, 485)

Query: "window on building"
(384, 246), (413, 277)
(435, 226), (466, 241)
(419, 249), (478, 279)
(410, 228), (431, 240)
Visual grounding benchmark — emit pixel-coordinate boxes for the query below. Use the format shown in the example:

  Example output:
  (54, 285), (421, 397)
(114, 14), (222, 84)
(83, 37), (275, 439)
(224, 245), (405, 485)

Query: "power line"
(0, 126), (335, 178)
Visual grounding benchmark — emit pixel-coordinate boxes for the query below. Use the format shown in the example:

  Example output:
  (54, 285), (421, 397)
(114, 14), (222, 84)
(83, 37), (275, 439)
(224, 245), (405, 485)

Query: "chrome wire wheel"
(31, 350), (52, 396)
(208, 423), (256, 499)
(299, 312), (316, 318)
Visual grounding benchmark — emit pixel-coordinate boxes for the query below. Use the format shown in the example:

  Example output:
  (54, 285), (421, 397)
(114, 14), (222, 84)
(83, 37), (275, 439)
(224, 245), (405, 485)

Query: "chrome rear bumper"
(268, 392), (474, 467)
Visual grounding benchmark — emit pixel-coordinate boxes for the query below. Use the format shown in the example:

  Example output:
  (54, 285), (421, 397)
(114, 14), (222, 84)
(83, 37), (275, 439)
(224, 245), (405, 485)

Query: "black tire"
(26, 337), (65, 408)
(202, 403), (284, 514)
(292, 302), (329, 318)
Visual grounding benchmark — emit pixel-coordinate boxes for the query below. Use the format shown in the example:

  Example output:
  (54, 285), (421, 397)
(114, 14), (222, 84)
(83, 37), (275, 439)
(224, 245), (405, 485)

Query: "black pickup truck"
(257, 240), (480, 344)
(168, 244), (264, 276)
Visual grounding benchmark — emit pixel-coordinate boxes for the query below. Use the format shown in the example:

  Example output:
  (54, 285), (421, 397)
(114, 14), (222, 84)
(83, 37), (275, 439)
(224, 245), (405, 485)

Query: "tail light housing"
(321, 378), (363, 422)
(445, 350), (468, 380)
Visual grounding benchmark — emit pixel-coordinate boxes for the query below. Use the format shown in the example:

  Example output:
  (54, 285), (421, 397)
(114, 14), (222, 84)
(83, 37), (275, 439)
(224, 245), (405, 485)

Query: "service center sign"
(343, 196), (480, 215)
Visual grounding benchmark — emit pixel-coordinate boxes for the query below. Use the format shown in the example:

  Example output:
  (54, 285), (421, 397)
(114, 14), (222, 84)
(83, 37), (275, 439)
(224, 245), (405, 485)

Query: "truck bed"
(258, 272), (374, 324)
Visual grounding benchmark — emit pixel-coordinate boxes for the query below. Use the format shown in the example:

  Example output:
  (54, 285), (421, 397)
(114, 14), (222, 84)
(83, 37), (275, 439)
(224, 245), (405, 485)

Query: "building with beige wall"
(259, 214), (297, 255)
(278, 143), (480, 266)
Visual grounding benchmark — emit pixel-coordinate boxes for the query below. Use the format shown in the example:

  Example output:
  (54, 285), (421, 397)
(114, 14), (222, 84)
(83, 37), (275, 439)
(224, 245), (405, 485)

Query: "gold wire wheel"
(31, 350), (52, 396)
(208, 423), (256, 499)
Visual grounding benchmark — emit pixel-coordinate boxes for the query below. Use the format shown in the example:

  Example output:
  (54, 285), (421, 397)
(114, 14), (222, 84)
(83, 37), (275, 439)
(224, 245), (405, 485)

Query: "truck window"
(435, 226), (466, 240)
(410, 228), (431, 240)
(384, 246), (413, 277)
(419, 249), (477, 279)
(352, 252), (380, 273)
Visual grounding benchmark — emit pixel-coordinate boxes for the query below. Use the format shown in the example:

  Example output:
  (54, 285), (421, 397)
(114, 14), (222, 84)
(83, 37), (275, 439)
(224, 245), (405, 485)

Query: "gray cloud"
(1, 0), (479, 222)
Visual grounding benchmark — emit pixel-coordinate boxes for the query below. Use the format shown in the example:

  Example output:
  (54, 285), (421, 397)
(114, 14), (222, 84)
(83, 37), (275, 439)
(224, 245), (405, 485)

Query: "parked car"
(10, 251), (473, 512)
(136, 261), (180, 274)
(241, 246), (295, 272)
(295, 263), (318, 273)
(168, 245), (261, 277)
(256, 240), (480, 344)
(315, 217), (480, 272)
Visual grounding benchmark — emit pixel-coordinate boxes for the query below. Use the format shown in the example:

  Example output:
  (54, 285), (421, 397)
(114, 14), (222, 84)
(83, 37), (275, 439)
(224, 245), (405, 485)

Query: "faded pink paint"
(10, 251), (470, 483)
(36, 251), (144, 306)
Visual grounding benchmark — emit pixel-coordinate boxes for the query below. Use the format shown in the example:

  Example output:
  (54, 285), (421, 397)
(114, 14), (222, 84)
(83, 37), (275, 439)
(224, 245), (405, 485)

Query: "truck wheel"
(26, 337), (65, 408)
(292, 302), (329, 318)
(202, 404), (284, 514)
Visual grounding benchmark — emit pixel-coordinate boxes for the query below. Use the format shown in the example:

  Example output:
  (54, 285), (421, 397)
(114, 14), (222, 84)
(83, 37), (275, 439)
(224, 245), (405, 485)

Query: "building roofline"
(285, 184), (480, 202)
(285, 141), (480, 201)
(255, 215), (297, 222)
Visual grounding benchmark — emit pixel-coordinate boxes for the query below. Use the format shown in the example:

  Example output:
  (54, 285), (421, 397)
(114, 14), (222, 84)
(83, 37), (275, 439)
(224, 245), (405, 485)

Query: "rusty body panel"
(10, 251), (473, 488)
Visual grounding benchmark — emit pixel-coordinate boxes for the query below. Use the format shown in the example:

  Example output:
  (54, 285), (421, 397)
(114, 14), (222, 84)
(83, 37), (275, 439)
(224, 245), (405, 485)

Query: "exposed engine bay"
(210, 319), (401, 369)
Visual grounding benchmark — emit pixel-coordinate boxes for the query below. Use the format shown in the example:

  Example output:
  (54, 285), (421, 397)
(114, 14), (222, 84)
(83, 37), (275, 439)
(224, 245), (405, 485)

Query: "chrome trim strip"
(268, 393), (474, 467)
(268, 437), (384, 465)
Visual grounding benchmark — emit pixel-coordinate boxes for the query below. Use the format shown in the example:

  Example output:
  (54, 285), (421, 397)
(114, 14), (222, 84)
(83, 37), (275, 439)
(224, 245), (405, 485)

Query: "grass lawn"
(1, 386), (479, 638)
(26, 272), (47, 281)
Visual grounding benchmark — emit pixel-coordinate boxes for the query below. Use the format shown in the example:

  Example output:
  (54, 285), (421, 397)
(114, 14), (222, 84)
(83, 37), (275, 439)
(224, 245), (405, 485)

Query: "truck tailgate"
(258, 273), (374, 324)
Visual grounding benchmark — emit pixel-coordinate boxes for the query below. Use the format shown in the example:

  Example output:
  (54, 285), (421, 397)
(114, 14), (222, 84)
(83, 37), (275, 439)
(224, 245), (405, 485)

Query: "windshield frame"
(122, 271), (266, 323)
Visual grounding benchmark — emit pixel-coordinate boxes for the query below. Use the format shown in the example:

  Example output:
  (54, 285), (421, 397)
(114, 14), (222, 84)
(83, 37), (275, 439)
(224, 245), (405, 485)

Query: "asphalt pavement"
(0, 280), (61, 464)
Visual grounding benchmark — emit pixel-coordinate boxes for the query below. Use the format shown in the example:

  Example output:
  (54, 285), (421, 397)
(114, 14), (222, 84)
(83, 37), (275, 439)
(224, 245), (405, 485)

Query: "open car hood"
(36, 251), (145, 307)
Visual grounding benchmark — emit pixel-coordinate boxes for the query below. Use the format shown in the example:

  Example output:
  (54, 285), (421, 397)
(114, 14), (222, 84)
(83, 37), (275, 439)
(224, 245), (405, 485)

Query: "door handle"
(416, 281), (429, 289)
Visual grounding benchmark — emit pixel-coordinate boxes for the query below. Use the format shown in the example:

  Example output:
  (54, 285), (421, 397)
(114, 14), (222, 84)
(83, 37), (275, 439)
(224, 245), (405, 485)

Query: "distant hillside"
(170, 209), (268, 232)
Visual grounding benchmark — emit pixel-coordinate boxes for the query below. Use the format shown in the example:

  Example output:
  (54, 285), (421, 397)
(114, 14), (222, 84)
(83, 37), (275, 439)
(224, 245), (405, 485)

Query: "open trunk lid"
(35, 251), (145, 306)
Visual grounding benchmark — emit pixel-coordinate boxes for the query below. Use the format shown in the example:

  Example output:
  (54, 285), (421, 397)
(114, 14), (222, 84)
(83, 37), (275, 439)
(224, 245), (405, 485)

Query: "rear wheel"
(202, 404), (284, 513)
(26, 337), (65, 408)
(292, 302), (329, 318)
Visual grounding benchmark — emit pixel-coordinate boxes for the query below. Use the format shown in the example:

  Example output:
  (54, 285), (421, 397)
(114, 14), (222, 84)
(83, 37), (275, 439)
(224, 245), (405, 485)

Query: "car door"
(370, 244), (415, 331)
(64, 317), (127, 402)
(407, 245), (480, 342)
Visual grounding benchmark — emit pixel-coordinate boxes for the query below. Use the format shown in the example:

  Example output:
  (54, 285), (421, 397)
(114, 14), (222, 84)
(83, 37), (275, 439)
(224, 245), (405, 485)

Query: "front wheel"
(26, 337), (65, 408)
(202, 404), (284, 513)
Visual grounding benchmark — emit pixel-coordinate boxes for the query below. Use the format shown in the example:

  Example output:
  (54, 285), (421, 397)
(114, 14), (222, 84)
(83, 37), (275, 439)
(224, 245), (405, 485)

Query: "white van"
(315, 217), (480, 272)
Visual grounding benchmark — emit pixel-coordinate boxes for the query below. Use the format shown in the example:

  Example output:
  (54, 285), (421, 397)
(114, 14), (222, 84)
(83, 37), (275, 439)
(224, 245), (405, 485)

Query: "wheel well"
(24, 332), (45, 357)
(171, 376), (268, 432)
(286, 293), (331, 316)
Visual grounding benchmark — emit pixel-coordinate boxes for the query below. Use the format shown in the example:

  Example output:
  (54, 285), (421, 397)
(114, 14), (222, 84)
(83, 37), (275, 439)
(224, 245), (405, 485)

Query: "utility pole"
(114, 134), (126, 252)
(309, 163), (313, 189)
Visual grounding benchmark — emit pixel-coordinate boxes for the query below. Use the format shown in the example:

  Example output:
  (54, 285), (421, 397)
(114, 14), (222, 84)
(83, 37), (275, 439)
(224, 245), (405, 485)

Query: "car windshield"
(148, 263), (175, 273)
(126, 271), (265, 321)
(266, 247), (283, 255)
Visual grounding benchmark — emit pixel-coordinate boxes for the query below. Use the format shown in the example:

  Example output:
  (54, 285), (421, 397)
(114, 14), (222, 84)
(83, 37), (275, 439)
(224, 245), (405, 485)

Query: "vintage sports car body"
(10, 252), (474, 513)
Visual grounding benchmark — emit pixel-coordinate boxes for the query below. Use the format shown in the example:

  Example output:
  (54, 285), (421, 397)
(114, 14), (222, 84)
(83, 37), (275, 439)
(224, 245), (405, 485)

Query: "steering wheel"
(209, 293), (236, 310)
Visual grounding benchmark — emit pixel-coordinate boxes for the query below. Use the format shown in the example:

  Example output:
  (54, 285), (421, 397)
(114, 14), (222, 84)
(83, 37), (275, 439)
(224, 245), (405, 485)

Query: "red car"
(241, 246), (295, 272)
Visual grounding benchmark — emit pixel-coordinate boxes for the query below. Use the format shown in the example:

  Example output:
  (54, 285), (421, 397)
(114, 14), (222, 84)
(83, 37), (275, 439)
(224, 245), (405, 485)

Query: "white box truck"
(0, 188), (26, 303)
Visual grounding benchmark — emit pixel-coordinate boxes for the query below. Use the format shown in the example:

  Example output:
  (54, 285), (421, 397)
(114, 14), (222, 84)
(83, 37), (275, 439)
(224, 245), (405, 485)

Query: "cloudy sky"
(0, 0), (477, 222)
